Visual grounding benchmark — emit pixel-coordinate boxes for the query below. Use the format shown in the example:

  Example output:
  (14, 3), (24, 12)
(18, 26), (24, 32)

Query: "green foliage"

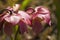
(53, 0), (60, 40)
(20, 0), (32, 10)
(0, 0), (19, 9)
(6, 0), (18, 6)
(0, 1), (6, 10)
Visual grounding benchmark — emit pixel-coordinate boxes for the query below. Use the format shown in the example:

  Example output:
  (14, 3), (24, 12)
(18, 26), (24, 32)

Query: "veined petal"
(32, 17), (43, 34)
(18, 20), (28, 34)
(4, 22), (13, 35)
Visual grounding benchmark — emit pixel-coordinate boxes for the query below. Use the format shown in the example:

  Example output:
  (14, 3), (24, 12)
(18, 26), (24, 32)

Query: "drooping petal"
(4, 22), (13, 36)
(18, 20), (28, 34)
(32, 17), (43, 34)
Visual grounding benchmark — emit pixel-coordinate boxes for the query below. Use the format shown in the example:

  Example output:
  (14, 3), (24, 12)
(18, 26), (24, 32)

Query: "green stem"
(14, 27), (19, 40)
(20, 0), (32, 10)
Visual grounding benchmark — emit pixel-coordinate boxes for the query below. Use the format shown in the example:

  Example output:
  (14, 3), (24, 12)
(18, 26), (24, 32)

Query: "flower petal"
(32, 17), (43, 34)
(18, 20), (28, 34)
(34, 6), (51, 25)
(4, 22), (13, 35)
(18, 11), (31, 25)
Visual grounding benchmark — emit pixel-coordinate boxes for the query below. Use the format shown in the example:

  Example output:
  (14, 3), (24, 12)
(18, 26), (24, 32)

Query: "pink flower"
(32, 6), (51, 34)
(0, 10), (31, 34)
(0, 9), (22, 35)
(0, 6), (51, 35)
(18, 11), (31, 34)
(34, 6), (51, 25)
(3, 11), (22, 35)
